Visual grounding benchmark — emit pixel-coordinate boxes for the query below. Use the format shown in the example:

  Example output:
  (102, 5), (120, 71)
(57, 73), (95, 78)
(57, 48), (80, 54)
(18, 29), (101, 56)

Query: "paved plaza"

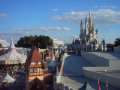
(59, 53), (119, 90)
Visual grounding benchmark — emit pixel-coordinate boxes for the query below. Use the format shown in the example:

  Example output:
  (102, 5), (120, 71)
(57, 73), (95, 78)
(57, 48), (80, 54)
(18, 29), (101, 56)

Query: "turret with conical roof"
(87, 12), (94, 34)
(31, 47), (42, 63)
(27, 47), (49, 81)
(80, 20), (84, 39)
(26, 47), (52, 90)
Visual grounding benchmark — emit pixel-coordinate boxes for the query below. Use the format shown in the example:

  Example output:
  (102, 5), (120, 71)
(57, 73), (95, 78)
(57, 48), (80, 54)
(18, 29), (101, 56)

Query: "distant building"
(53, 38), (64, 49)
(79, 13), (100, 51)
(70, 13), (108, 53)
(79, 13), (106, 52)
(48, 53), (57, 74)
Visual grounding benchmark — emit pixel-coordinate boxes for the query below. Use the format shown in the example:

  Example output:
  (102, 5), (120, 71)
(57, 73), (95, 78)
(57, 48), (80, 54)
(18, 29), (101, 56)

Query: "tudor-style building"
(26, 47), (54, 90)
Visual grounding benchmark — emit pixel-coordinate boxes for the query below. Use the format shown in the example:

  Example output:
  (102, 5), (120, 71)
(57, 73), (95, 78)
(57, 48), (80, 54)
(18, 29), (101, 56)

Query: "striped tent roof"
(2, 73), (15, 83)
(0, 40), (27, 64)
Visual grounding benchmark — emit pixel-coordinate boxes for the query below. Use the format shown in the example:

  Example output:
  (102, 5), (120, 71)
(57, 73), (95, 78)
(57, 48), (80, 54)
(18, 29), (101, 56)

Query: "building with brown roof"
(26, 47), (54, 90)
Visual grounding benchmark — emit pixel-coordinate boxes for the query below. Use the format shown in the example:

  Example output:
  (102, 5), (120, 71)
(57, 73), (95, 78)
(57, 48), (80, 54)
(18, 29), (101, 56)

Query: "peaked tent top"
(9, 39), (16, 50)
(0, 39), (9, 47)
(2, 73), (15, 83)
(0, 39), (27, 64)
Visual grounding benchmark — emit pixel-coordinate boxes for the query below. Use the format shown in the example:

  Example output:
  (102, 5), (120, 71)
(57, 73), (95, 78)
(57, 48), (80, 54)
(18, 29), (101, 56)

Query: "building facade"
(26, 47), (54, 90)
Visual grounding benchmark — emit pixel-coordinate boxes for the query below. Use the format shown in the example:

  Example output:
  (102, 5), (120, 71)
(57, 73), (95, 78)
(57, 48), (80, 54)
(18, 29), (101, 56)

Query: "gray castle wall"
(81, 52), (120, 68)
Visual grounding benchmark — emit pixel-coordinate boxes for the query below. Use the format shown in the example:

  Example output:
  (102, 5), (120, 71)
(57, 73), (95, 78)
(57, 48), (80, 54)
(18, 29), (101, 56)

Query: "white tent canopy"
(2, 73), (15, 83)
(0, 40), (27, 64)
(0, 39), (9, 47)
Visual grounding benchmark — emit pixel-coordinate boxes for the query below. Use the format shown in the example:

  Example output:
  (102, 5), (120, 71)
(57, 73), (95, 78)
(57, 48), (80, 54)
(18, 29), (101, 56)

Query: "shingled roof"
(31, 48), (42, 63)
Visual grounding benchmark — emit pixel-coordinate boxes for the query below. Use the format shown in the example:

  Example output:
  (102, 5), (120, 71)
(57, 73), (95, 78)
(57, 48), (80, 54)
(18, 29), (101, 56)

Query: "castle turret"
(88, 12), (93, 34)
(84, 16), (87, 35)
(80, 20), (84, 39)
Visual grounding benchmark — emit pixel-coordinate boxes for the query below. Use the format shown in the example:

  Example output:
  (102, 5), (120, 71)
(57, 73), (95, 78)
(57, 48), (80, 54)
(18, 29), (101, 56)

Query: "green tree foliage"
(16, 35), (53, 48)
(0, 43), (2, 48)
(114, 38), (120, 47)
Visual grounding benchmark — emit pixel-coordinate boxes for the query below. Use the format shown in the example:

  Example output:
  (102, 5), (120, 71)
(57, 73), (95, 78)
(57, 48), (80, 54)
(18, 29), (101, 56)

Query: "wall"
(81, 52), (109, 66)
(81, 52), (120, 68)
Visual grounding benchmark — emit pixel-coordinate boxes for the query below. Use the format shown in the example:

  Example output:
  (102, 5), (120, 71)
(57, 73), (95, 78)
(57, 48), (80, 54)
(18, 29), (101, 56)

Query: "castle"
(80, 13), (105, 51)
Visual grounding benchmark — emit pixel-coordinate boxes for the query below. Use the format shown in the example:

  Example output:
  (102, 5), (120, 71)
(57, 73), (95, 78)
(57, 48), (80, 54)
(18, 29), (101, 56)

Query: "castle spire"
(80, 20), (83, 39)
(88, 12), (93, 33)
(84, 16), (87, 35)
(85, 17), (87, 30)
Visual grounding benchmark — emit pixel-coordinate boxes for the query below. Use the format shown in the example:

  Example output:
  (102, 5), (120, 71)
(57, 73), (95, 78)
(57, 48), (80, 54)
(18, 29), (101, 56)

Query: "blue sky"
(0, 0), (120, 43)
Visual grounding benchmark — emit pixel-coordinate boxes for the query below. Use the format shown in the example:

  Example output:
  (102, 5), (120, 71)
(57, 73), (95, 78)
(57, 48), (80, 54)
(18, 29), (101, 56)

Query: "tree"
(16, 35), (53, 49)
(0, 43), (2, 48)
(114, 38), (120, 47)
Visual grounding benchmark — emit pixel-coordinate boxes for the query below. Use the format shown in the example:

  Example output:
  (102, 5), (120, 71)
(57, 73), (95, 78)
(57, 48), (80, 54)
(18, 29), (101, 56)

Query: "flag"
(98, 79), (101, 90)
(106, 80), (108, 90)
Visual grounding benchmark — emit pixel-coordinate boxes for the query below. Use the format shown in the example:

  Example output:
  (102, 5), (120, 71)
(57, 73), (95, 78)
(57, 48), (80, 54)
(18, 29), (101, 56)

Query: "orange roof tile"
(31, 48), (42, 63)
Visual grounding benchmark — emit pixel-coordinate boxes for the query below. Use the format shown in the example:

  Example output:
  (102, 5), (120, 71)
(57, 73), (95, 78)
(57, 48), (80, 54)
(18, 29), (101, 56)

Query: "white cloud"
(14, 26), (71, 34)
(53, 9), (120, 24)
(51, 8), (59, 12)
(39, 26), (71, 31)
(0, 12), (7, 17)
(95, 5), (117, 10)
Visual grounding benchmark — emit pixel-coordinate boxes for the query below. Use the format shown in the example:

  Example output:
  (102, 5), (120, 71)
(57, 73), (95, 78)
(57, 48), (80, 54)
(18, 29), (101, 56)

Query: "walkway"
(59, 53), (97, 90)
(58, 53), (118, 90)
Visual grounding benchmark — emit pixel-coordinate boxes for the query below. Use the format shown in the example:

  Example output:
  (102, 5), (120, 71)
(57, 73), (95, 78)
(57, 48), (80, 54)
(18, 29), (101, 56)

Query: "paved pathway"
(59, 53), (119, 90)
(64, 54), (92, 76)
(59, 53), (97, 90)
